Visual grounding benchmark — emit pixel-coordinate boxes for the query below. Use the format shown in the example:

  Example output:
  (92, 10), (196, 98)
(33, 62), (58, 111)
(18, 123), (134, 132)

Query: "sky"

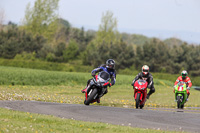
(1, 0), (200, 44)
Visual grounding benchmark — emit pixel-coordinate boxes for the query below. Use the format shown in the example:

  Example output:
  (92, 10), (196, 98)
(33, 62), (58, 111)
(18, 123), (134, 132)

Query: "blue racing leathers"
(91, 65), (116, 86)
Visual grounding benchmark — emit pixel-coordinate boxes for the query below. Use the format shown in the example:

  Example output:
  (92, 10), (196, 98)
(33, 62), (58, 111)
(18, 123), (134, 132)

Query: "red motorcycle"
(133, 79), (148, 109)
(84, 71), (110, 105)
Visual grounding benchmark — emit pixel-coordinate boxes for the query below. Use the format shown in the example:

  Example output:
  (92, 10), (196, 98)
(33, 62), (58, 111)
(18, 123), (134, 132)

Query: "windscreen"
(99, 71), (110, 81)
(178, 81), (185, 86)
(138, 79), (146, 85)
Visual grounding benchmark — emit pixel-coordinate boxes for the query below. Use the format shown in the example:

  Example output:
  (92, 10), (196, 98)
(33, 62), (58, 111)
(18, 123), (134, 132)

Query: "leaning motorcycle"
(84, 71), (110, 105)
(174, 82), (187, 109)
(133, 79), (148, 109)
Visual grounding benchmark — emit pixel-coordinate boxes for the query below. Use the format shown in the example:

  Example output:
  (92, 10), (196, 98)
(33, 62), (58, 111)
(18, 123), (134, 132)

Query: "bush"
(0, 58), (93, 73)
(190, 70), (200, 77)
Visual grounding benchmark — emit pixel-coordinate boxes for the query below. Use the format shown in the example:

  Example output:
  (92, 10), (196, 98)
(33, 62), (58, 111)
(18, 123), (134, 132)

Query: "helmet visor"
(182, 73), (187, 78)
(108, 65), (114, 69)
(143, 69), (149, 72)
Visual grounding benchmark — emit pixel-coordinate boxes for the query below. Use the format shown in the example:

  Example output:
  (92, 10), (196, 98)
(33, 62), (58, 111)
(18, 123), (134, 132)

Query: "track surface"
(0, 100), (200, 132)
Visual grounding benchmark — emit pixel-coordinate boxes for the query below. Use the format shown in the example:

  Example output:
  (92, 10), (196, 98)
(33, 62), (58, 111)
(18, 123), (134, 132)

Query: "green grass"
(1, 84), (200, 108)
(1, 58), (200, 86)
(0, 66), (91, 86)
(0, 108), (182, 133)
(0, 58), (93, 73)
(0, 66), (200, 108)
(0, 66), (173, 86)
(0, 66), (198, 132)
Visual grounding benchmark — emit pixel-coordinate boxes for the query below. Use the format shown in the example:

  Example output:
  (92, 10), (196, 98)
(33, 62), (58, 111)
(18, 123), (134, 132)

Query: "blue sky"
(1, 0), (200, 44)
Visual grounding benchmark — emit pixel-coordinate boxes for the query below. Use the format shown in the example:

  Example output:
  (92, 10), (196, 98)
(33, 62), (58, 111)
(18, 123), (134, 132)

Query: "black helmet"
(106, 59), (115, 69)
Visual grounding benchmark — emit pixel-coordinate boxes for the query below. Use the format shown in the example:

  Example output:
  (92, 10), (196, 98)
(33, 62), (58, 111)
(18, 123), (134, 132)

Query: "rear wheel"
(135, 93), (141, 109)
(84, 89), (98, 105)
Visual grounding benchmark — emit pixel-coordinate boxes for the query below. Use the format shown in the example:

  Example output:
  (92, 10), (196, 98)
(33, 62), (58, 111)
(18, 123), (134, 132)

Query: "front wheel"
(140, 104), (144, 109)
(84, 89), (98, 105)
(135, 93), (141, 109)
(177, 96), (183, 109)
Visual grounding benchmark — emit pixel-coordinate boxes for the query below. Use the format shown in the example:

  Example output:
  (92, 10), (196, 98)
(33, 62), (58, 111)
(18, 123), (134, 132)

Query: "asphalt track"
(0, 100), (200, 132)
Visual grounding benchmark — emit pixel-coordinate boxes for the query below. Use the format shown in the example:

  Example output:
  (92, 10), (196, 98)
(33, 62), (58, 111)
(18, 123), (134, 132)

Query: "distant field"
(0, 66), (173, 86)
(0, 58), (200, 86)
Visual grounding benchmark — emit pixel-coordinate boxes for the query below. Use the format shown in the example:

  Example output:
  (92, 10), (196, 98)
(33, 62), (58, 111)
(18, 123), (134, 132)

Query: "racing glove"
(173, 85), (176, 88)
(103, 83), (112, 87)
(108, 83), (112, 87)
(91, 72), (96, 77)
(131, 81), (135, 86)
(187, 87), (190, 90)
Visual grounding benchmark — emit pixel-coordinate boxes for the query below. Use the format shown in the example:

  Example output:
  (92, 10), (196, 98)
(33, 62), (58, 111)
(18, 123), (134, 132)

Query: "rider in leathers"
(131, 65), (155, 99)
(173, 70), (192, 100)
(81, 59), (116, 103)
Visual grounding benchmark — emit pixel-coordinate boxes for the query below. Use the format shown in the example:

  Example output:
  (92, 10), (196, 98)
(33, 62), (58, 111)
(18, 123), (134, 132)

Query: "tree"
(83, 11), (122, 67)
(95, 10), (121, 46)
(23, 0), (59, 41)
(82, 42), (100, 66)
(110, 41), (135, 69)
(0, 9), (5, 30)
(63, 40), (79, 62)
(0, 25), (46, 59)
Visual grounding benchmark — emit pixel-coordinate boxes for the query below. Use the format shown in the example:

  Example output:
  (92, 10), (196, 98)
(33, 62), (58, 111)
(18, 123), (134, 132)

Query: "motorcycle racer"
(81, 59), (116, 103)
(173, 70), (192, 100)
(131, 65), (155, 99)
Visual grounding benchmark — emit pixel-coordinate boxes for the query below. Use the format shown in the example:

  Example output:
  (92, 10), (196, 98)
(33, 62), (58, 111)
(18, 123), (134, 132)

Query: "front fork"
(175, 93), (185, 102)
(134, 91), (143, 101)
(85, 85), (91, 100)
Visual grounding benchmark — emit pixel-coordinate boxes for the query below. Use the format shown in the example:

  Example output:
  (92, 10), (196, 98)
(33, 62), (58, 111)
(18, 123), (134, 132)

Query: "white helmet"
(181, 70), (188, 79)
(142, 65), (149, 75)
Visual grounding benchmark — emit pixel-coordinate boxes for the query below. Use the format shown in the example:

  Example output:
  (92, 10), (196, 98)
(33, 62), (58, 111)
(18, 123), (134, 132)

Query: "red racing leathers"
(174, 76), (192, 95)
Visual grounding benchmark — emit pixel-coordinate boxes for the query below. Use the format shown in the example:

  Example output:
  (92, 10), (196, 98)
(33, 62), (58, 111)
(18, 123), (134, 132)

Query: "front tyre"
(135, 93), (141, 109)
(181, 104), (184, 109)
(140, 104), (144, 109)
(84, 89), (98, 105)
(177, 96), (182, 109)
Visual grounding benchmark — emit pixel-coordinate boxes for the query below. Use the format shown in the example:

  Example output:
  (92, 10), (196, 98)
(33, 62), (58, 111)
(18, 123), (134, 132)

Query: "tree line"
(0, 0), (199, 76)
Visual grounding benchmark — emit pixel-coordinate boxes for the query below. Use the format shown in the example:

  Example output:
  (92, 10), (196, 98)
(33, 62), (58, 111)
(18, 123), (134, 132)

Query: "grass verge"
(0, 108), (181, 133)
(0, 84), (200, 108)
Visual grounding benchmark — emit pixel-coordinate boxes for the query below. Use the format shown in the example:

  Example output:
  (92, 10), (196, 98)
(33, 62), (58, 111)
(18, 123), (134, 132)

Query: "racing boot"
(146, 88), (155, 99)
(186, 94), (189, 101)
(146, 94), (150, 99)
(97, 98), (100, 103)
(186, 90), (190, 101)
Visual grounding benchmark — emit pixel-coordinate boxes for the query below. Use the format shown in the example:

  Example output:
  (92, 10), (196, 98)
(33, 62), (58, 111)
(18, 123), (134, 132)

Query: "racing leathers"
(91, 65), (116, 86)
(174, 76), (192, 97)
(131, 72), (155, 98)
(81, 64), (116, 94)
